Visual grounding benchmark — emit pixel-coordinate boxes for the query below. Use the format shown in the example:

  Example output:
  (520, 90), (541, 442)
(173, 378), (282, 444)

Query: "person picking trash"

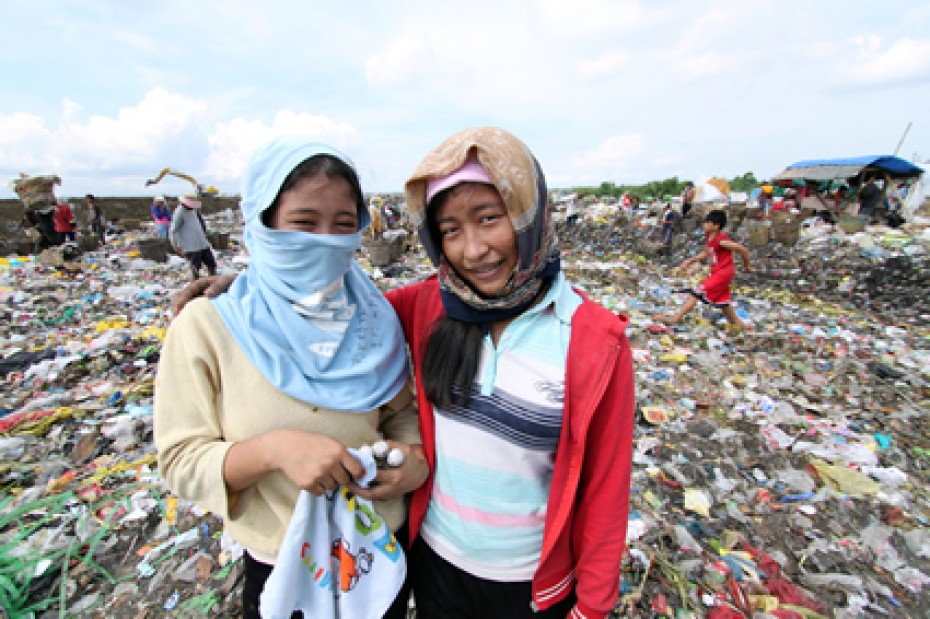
(150, 195), (173, 239)
(168, 194), (217, 281)
(653, 209), (754, 329)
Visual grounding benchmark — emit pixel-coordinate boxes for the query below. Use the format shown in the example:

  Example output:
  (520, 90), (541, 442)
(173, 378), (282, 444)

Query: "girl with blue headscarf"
(155, 137), (427, 619)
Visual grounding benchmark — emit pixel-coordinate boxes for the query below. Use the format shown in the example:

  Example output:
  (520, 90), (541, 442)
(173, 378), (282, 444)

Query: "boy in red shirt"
(653, 210), (754, 329)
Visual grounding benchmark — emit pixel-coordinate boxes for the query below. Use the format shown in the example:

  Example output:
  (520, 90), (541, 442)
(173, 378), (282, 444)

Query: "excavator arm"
(144, 168), (218, 197)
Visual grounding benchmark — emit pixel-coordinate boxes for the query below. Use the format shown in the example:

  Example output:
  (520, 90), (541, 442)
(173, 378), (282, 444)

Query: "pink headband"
(426, 156), (494, 204)
(179, 195), (201, 209)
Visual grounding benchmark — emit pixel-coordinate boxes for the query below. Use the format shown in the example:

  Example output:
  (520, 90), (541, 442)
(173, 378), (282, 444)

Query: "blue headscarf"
(212, 137), (408, 411)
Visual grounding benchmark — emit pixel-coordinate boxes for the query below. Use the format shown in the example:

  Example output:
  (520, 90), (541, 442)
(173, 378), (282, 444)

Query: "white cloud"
(538, 0), (648, 38)
(56, 88), (209, 170)
(0, 87), (364, 197)
(578, 50), (632, 79)
(0, 113), (55, 172)
(0, 88), (210, 196)
(366, 25), (560, 117)
(113, 31), (165, 55)
(652, 154), (684, 168)
(3, 2), (929, 197)
(842, 36), (930, 85)
(366, 36), (431, 85)
(675, 50), (742, 80)
(203, 111), (361, 183)
(664, 7), (748, 81)
(563, 133), (646, 183)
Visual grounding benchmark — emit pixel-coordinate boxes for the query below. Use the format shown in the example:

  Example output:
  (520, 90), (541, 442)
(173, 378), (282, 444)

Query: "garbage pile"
(0, 212), (928, 617)
(0, 226), (245, 618)
(617, 317), (930, 617)
(560, 208), (930, 319)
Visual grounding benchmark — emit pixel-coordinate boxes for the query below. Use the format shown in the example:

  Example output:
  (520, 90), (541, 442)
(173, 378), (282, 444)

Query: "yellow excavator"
(145, 168), (219, 197)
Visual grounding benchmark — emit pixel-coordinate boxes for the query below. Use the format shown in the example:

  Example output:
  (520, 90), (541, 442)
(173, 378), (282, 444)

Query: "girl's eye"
(439, 226), (457, 237)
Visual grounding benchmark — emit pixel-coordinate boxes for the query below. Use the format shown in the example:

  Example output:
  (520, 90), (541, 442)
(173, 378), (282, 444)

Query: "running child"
(653, 209), (754, 329)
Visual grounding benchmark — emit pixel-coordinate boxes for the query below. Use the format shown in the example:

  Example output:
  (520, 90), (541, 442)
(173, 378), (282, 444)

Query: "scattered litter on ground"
(1, 207), (928, 616)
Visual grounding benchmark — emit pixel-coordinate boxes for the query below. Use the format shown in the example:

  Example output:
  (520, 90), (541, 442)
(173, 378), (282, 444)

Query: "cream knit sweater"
(154, 298), (419, 563)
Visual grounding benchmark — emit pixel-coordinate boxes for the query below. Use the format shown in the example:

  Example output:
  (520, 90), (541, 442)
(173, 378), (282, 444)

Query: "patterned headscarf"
(405, 127), (560, 323)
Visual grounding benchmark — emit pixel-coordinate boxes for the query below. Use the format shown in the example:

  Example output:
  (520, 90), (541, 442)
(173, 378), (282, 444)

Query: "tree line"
(574, 171), (760, 201)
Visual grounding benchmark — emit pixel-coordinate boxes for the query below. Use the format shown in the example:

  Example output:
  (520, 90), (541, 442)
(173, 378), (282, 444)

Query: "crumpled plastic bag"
(809, 459), (881, 496)
(684, 487), (712, 518)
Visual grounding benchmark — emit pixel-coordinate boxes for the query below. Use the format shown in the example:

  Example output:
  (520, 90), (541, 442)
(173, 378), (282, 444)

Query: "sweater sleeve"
(572, 331), (635, 618)
(154, 302), (237, 519)
(377, 381), (421, 446)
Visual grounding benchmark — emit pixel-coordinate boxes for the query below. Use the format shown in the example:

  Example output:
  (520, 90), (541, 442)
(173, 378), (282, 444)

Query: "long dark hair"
(261, 154), (364, 226)
(421, 187), (485, 408)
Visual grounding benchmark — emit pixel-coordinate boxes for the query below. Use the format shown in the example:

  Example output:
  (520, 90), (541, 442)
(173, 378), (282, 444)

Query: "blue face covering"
(212, 138), (408, 411)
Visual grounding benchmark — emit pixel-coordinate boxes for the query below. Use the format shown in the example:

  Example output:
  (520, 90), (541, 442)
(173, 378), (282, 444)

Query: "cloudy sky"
(1, 0), (928, 200)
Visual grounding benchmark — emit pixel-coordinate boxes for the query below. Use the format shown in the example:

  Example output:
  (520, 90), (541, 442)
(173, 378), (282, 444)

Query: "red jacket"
(386, 276), (635, 619)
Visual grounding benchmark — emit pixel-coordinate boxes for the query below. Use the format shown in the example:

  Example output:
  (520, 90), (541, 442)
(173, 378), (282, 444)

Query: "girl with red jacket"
(377, 127), (635, 619)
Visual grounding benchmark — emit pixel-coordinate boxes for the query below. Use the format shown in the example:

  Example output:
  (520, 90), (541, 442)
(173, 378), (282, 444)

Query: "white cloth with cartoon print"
(260, 448), (406, 618)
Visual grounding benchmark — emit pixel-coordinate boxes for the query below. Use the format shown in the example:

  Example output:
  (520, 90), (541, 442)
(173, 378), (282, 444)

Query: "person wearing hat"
(369, 195), (385, 238)
(151, 195), (173, 239)
(759, 180), (774, 218)
(169, 194), (217, 280)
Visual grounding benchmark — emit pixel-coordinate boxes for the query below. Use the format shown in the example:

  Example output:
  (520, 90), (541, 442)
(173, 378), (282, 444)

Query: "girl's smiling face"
(269, 173), (359, 235)
(434, 182), (518, 296)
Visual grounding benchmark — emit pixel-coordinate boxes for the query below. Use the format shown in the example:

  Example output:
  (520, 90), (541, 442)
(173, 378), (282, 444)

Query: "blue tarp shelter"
(773, 155), (924, 182)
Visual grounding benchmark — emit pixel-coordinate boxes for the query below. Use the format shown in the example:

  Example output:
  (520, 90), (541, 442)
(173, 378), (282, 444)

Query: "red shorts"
(697, 267), (734, 305)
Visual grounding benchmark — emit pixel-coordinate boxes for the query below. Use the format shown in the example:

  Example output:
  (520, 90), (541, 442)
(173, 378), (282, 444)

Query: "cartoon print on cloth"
(292, 276), (357, 358)
(332, 538), (373, 593)
(260, 448), (406, 619)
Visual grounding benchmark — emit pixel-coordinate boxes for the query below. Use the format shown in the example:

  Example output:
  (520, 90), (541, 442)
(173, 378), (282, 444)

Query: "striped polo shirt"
(420, 272), (582, 580)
